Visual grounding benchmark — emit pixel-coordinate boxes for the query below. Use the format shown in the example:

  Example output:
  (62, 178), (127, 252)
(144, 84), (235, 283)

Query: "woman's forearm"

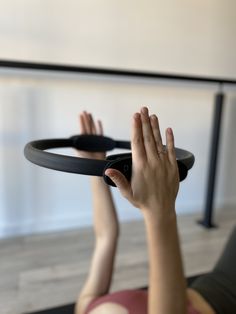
(143, 209), (187, 314)
(77, 177), (119, 307)
(104, 107), (187, 313)
(91, 177), (119, 240)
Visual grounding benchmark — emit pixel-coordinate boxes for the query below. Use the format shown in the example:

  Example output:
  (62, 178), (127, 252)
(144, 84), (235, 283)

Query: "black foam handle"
(70, 134), (116, 152)
(103, 154), (132, 186)
(103, 153), (189, 187)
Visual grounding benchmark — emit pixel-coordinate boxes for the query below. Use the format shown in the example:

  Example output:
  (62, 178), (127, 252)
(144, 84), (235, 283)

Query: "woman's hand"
(105, 107), (179, 215)
(77, 111), (106, 160)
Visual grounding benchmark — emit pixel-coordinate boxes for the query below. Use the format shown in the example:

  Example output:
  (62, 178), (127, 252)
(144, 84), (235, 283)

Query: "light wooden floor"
(0, 208), (235, 314)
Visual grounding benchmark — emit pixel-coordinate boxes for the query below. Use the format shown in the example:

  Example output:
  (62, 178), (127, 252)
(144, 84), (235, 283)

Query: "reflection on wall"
(0, 72), (235, 238)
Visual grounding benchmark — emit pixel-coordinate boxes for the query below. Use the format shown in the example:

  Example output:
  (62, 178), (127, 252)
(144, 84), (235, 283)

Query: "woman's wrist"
(142, 204), (177, 227)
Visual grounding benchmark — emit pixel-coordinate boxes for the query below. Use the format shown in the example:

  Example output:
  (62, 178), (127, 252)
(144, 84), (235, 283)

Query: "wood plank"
(0, 209), (235, 314)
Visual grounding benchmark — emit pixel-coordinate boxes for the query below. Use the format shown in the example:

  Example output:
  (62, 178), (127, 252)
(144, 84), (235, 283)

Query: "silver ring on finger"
(157, 149), (167, 156)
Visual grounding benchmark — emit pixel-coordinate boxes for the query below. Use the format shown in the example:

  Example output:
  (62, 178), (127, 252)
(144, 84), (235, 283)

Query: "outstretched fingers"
(97, 119), (103, 135)
(150, 114), (164, 155)
(131, 112), (146, 164)
(79, 114), (85, 134)
(140, 107), (158, 160)
(79, 111), (103, 135)
(79, 111), (90, 134)
(88, 113), (97, 134)
(166, 128), (176, 164)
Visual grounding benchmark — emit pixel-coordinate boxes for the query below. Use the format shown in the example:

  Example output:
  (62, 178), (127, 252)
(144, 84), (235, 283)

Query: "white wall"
(0, 1), (236, 237)
(1, 73), (236, 237)
(0, 0), (236, 77)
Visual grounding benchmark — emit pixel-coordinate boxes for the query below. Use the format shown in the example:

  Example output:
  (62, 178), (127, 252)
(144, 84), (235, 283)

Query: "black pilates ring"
(24, 134), (195, 187)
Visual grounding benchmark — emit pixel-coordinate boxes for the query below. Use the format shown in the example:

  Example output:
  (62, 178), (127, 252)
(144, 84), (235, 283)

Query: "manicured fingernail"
(133, 112), (140, 120)
(150, 114), (157, 121)
(105, 169), (113, 177)
(167, 128), (172, 134)
(141, 107), (148, 114)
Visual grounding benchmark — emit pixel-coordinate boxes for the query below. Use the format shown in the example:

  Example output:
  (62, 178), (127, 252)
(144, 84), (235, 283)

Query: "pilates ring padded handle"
(103, 152), (192, 186)
(70, 134), (131, 151)
(24, 134), (195, 186)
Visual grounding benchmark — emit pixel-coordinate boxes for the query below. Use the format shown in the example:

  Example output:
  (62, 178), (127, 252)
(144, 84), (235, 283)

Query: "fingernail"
(133, 113), (140, 120)
(141, 107), (148, 114)
(105, 170), (113, 178)
(168, 128), (173, 134)
(150, 114), (157, 121)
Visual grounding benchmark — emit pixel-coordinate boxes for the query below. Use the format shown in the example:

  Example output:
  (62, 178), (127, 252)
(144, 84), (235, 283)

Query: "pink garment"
(85, 289), (200, 314)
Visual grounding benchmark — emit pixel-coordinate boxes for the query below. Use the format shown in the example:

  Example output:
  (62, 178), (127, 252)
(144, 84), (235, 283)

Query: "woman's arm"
(77, 177), (119, 314)
(75, 112), (119, 314)
(143, 211), (186, 314)
(105, 107), (187, 314)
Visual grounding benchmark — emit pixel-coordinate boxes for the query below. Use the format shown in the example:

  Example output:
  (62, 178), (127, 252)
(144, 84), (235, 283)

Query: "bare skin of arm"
(105, 107), (187, 314)
(76, 109), (215, 314)
(75, 112), (119, 314)
(76, 176), (119, 314)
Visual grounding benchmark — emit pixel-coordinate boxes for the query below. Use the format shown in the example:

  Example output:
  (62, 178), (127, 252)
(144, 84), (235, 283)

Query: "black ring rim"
(24, 135), (195, 179)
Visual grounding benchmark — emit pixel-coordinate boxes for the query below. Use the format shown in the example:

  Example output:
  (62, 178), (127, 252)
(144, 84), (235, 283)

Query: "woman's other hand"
(77, 111), (106, 160)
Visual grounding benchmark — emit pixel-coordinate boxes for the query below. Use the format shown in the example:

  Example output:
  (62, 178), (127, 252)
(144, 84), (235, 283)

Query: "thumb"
(105, 168), (132, 199)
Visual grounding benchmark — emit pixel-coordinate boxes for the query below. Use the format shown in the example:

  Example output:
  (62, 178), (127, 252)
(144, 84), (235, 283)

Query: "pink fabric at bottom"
(85, 289), (200, 314)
